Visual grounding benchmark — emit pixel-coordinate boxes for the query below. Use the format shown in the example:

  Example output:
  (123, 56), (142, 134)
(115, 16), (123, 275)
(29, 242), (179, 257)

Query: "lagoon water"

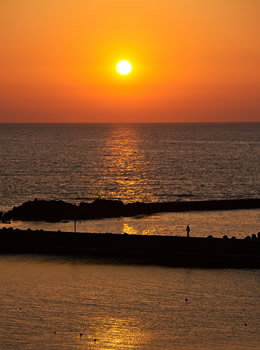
(2, 208), (259, 240)
(0, 123), (260, 349)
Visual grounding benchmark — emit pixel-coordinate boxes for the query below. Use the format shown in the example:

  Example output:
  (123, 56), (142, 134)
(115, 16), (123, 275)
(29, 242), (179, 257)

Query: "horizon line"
(1, 121), (260, 125)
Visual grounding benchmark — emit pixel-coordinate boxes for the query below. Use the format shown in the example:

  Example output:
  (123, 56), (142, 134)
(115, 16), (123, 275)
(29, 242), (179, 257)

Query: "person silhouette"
(186, 225), (190, 238)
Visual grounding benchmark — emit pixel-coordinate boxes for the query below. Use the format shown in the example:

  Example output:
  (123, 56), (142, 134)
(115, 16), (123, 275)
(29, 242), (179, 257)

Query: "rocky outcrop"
(4, 199), (75, 221)
(2, 198), (260, 222)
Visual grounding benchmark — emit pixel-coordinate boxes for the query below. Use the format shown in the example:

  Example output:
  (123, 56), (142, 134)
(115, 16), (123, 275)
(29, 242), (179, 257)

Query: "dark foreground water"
(0, 256), (260, 350)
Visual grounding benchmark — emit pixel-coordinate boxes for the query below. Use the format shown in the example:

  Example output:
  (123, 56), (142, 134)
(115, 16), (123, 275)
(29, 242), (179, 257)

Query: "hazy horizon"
(1, 121), (260, 125)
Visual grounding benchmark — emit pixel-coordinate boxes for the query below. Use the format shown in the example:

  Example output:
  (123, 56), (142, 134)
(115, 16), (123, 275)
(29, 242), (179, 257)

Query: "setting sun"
(116, 60), (132, 75)
(1, 0), (259, 123)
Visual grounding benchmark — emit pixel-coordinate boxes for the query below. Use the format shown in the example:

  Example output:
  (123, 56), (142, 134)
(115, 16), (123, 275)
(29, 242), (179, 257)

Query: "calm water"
(0, 124), (260, 350)
(1, 123), (260, 349)
(1, 123), (259, 238)
(1, 208), (259, 240)
(0, 256), (260, 350)
(1, 123), (260, 211)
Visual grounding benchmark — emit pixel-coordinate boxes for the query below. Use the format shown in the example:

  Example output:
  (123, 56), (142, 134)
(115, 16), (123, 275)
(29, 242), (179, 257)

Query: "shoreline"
(1, 228), (259, 268)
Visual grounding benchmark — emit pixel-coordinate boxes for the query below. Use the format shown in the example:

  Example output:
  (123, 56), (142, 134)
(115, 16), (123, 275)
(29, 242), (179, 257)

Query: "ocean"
(1, 123), (260, 210)
(0, 123), (260, 349)
(0, 123), (259, 237)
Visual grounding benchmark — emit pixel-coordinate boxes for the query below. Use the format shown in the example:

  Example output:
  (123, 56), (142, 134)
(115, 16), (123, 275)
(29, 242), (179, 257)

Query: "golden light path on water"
(81, 316), (150, 349)
(99, 125), (150, 202)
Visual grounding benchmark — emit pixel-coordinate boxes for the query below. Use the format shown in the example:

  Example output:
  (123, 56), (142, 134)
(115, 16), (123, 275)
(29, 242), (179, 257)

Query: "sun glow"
(116, 60), (132, 75)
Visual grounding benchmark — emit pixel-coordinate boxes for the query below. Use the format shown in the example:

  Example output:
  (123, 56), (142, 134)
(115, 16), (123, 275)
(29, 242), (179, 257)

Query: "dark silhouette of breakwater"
(0, 228), (259, 268)
(2, 198), (260, 222)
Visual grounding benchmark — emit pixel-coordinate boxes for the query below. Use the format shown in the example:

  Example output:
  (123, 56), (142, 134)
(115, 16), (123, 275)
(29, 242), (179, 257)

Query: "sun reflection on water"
(123, 223), (138, 235)
(81, 316), (149, 349)
(99, 125), (149, 202)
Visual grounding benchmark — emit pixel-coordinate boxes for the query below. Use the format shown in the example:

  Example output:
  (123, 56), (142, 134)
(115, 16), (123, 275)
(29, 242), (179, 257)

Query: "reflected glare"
(100, 126), (149, 202)
(82, 316), (149, 349)
(123, 223), (138, 235)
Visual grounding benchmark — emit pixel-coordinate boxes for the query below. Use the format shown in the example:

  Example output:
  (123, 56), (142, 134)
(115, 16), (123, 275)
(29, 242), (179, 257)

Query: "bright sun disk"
(116, 60), (132, 75)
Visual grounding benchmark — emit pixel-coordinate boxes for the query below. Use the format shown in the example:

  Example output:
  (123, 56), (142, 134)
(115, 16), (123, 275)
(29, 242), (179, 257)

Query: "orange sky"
(1, 0), (259, 122)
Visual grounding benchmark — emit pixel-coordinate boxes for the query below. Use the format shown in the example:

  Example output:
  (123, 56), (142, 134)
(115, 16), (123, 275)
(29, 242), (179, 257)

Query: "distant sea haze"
(0, 123), (259, 211)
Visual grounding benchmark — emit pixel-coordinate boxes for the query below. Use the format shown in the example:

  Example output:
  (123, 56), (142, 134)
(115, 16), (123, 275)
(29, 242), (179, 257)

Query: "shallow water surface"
(3, 209), (260, 239)
(0, 256), (259, 349)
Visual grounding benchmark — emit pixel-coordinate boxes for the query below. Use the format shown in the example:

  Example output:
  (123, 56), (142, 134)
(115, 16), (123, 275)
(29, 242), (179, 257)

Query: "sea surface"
(1, 123), (260, 349)
(0, 123), (259, 237)
(1, 123), (260, 209)
(0, 256), (260, 350)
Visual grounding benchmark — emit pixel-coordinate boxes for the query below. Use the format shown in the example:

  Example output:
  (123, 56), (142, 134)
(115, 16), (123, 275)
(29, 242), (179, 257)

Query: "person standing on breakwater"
(186, 225), (190, 237)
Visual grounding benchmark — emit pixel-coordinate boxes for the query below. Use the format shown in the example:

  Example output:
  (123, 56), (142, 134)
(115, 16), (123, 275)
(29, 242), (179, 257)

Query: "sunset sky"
(1, 0), (259, 123)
